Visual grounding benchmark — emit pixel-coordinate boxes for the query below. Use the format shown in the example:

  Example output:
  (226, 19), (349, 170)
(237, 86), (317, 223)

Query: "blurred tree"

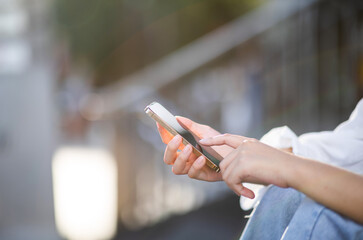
(53, 0), (263, 86)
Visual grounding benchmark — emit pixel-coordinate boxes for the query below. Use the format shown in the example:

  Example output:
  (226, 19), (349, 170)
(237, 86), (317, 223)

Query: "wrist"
(283, 153), (307, 190)
(279, 152), (301, 189)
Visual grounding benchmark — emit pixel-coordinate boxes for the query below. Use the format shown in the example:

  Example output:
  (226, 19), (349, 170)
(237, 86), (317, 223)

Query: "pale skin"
(157, 116), (363, 224)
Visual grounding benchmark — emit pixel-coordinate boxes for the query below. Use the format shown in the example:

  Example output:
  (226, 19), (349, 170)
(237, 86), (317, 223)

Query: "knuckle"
(200, 124), (211, 132)
(241, 139), (252, 147)
(226, 182), (234, 192)
(219, 162), (226, 172)
(237, 145), (245, 153)
(221, 173), (228, 182)
(223, 133), (231, 137)
(169, 142), (178, 151)
(221, 174), (226, 181)
(179, 151), (186, 159)
(188, 170), (196, 179)
(163, 155), (172, 165)
(179, 152), (189, 161)
(240, 138), (258, 150)
(246, 138), (257, 143)
(172, 167), (182, 175)
(163, 158), (171, 165)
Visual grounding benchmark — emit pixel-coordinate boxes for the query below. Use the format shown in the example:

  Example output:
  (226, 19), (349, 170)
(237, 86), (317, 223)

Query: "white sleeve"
(292, 98), (363, 174)
(240, 98), (363, 211)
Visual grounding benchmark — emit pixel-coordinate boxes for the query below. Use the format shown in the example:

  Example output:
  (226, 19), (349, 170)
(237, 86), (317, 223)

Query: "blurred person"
(156, 98), (363, 239)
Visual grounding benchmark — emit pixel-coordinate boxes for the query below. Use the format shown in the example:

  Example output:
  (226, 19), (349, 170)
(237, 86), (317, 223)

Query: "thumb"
(176, 116), (197, 131)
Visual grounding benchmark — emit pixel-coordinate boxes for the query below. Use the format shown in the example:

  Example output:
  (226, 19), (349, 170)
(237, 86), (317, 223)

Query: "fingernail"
(243, 190), (255, 199)
(249, 191), (255, 199)
(195, 156), (204, 167)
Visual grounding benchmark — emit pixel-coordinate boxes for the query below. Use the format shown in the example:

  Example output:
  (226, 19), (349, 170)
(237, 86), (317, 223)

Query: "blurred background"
(1, 0), (363, 239)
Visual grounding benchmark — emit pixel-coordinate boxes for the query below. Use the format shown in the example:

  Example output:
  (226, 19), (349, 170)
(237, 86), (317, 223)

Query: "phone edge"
(145, 107), (220, 173)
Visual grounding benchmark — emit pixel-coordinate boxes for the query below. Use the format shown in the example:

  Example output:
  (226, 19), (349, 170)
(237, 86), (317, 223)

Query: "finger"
(156, 122), (173, 144)
(172, 144), (192, 174)
(223, 165), (255, 199)
(187, 156), (205, 179)
(183, 153), (197, 171)
(156, 122), (163, 132)
(219, 148), (239, 172)
(176, 116), (220, 137)
(232, 183), (255, 199)
(175, 116), (194, 130)
(199, 134), (248, 148)
(223, 160), (255, 199)
(164, 135), (182, 165)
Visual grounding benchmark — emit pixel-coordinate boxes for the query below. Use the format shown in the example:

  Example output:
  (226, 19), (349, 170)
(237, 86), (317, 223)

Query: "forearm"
(285, 155), (363, 224)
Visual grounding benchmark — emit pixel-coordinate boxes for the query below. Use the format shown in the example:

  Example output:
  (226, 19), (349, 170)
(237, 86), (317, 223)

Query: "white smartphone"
(144, 102), (221, 173)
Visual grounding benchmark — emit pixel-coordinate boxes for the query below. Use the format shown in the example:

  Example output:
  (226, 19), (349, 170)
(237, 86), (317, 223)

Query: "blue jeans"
(240, 186), (363, 240)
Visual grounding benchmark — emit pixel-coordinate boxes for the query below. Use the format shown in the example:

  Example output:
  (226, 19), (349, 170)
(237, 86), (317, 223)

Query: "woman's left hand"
(199, 134), (292, 197)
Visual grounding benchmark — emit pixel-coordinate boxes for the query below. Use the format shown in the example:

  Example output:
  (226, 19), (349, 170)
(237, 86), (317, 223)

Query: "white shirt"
(240, 98), (363, 210)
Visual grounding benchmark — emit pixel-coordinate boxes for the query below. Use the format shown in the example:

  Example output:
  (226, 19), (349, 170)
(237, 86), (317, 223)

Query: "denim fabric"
(240, 186), (363, 240)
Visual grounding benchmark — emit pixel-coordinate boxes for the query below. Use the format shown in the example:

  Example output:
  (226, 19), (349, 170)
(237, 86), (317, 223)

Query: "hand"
(200, 134), (292, 198)
(157, 116), (232, 182)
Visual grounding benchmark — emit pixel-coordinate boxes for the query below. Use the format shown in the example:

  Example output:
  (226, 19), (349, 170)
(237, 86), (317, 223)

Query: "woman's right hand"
(157, 116), (231, 182)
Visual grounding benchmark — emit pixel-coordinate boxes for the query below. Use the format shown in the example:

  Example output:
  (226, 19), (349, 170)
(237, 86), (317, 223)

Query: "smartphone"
(144, 102), (221, 173)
